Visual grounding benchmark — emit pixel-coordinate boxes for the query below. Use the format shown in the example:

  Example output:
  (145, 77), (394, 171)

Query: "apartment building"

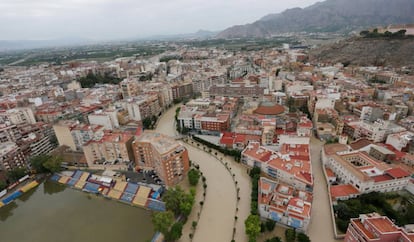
(297, 116), (313, 137)
(171, 82), (193, 100)
(83, 132), (134, 168)
(345, 213), (414, 242)
(197, 113), (230, 133)
(0, 107), (36, 125)
(88, 109), (119, 130)
(353, 120), (406, 143)
(258, 177), (312, 232)
(19, 122), (56, 157)
(122, 94), (162, 121)
(0, 123), (21, 143)
(120, 78), (140, 98)
(209, 84), (265, 99)
(53, 120), (104, 151)
(0, 142), (27, 171)
(386, 131), (414, 152)
(132, 131), (189, 186)
(242, 141), (313, 190)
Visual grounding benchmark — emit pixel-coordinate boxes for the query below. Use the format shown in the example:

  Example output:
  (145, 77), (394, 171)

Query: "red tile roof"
(253, 104), (285, 115)
(330, 184), (359, 199)
(373, 174), (393, 182)
(386, 167), (411, 179)
(325, 167), (335, 177)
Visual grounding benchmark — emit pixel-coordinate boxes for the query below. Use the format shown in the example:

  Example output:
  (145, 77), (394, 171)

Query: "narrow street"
(308, 136), (343, 242)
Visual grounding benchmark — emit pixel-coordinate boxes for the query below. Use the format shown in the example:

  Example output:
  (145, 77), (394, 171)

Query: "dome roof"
(253, 102), (285, 115)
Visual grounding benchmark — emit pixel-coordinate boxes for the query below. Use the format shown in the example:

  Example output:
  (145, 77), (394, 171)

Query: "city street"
(308, 136), (343, 242)
(156, 105), (248, 242)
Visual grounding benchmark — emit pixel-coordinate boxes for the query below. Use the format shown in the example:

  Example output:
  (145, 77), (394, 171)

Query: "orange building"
(132, 131), (189, 186)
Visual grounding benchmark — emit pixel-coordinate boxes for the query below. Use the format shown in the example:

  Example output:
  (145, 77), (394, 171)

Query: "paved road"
(308, 136), (343, 242)
(156, 105), (248, 242)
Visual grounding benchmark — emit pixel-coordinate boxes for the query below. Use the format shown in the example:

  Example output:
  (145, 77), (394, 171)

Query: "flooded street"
(0, 181), (154, 242)
(156, 105), (249, 242)
(308, 136), (343, 242)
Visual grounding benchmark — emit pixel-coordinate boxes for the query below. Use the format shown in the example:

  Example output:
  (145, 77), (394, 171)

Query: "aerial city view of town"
(1, 0), (414, 242)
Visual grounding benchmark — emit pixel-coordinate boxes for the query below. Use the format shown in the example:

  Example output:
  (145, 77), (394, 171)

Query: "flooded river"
(0, 181), (154, 242)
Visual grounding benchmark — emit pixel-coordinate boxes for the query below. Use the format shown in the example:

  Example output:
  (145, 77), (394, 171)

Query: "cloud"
(0, 0), (320, 40)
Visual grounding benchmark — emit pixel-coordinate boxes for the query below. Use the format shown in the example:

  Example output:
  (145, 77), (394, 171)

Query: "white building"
(88, 110), (119, 130)
(258, 177), (312, 232)
(323, 145), (411, 194)
(242, 141), (313, 190)
(0, 108), (36, 125)
(386, 131), (414, 152)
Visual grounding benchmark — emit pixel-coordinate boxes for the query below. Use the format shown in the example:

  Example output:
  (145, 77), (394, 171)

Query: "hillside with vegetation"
(309, 35), (414, 67)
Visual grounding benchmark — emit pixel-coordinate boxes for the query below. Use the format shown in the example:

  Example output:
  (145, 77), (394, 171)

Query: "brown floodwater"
(0, 181), (154, 242)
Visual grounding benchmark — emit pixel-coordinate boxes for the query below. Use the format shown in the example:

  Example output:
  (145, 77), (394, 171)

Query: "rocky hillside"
(217, 0), (414, 38)
(309, 37), (414, 67)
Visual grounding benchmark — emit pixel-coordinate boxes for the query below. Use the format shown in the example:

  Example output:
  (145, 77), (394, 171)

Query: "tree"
(245, 215), (261, 241)
(152, 211), (174, 235)
(265, 237), (282, 242)
(297, 232), (311, 242)
(7, 168), (27, 183)
(360, 30), (369, 36)
(179, 192), (195, 217)
(285, 228), (296, 242)
(0, 180), (7, 191)
(163, 186), (195, 217)
(265, 219), (276, 231)
(164, 186), (185, 215)
(43, 155), (63, 173)
(188, 169), (200, 186)
(30, 154), (51, 173)
(142, 117), (153, 129)
(166, 222), (183, 241)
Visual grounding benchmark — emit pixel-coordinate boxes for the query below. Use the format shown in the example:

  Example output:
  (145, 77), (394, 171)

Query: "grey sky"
(0, 0), (320, 40)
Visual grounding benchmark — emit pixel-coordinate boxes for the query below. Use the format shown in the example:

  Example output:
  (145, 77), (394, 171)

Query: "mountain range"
(217, 0), (414, 38)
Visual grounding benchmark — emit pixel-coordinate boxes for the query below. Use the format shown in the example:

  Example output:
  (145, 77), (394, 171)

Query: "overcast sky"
(0, 0), (320, 40)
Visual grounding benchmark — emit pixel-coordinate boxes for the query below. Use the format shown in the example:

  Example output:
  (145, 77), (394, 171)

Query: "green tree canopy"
(265, 219), (276, 231)
(30, 154), (62, 173)
(7, 168), (27, 183)
(43, 155), (63, 173)
(152, 211), (174, 235)
(0, 180), (7, 191)
(188, 169), (200, 186)
(163, 186), (195, 218)
(265, 237), (282, 242)
(285, 228), (296, 242)
(245, 215), (261, 241)
(166, 222), (183, 241)
(30, 154), (51, 173)
(297, 232), (311, 242)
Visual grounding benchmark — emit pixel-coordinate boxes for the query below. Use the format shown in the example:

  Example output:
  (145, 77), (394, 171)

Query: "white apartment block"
(386, 131), (414, 152)
(88, 110), (119, 130)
